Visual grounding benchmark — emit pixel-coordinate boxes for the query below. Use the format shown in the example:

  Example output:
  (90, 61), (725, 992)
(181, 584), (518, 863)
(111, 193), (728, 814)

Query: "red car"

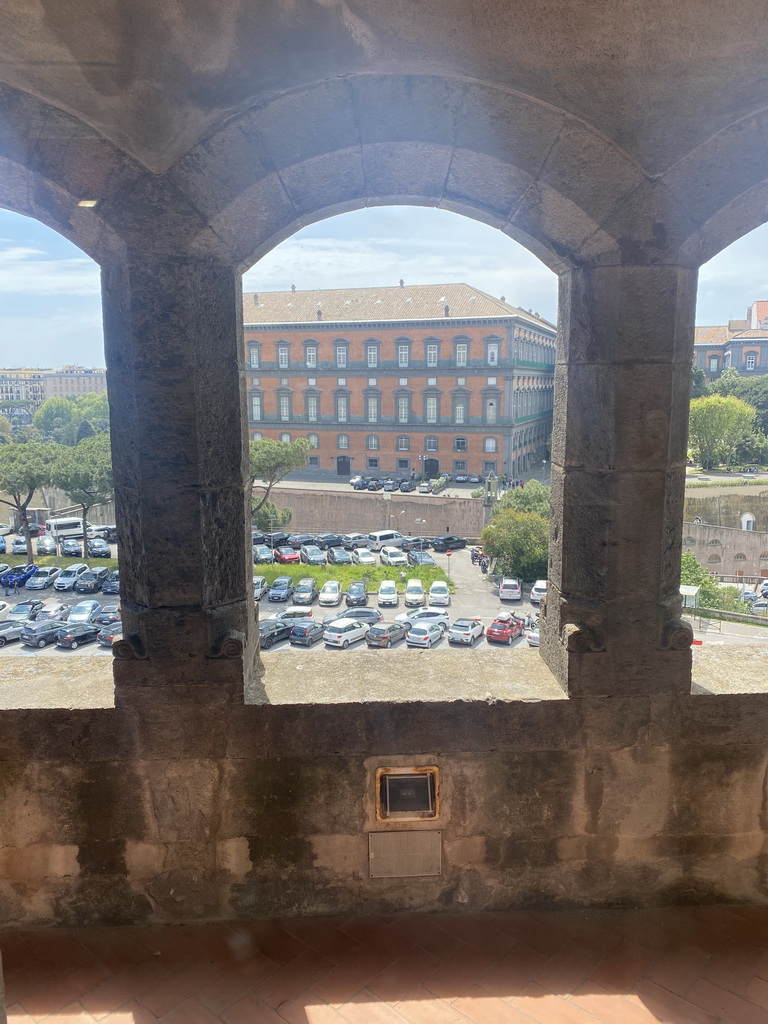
(274, 545), (300, 564)
(486, 612), (525, 645)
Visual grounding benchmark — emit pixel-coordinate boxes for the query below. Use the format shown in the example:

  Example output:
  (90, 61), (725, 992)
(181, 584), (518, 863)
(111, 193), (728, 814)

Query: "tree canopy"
(688, 395), (756, 468)
(0, 442), (58, 554)
(680, 551), (720, 605)
(53, 434), (114, 538)
(249, 437), (312, 517)
(481, 508), (549, 580)
(494, 478), (551, 518)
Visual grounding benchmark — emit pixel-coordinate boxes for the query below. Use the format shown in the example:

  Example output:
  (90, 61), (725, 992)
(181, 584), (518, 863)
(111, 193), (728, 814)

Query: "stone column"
(101, 257), (258, 705)
(541, 265), (697, 696)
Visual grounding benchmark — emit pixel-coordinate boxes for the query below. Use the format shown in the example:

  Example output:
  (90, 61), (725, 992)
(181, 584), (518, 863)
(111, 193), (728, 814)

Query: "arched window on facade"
(708, 554), (721, 563)
(734, 553), (747, 561)
(741, 513), (756, 531)
(279, 432), (291, 443)
(454, 437), (468, 452)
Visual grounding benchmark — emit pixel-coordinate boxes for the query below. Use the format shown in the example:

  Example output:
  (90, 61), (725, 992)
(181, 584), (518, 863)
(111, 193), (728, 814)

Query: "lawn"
(253, 562), (453, 592)
(0, 554), (119, 572)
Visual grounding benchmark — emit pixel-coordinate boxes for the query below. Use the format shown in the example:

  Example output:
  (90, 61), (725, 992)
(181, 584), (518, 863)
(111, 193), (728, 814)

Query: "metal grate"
(368, 830), (441, 878)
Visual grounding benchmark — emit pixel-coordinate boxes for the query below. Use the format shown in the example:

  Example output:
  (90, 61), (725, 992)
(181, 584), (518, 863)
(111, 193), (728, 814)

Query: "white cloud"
(0, 243), (100, 296)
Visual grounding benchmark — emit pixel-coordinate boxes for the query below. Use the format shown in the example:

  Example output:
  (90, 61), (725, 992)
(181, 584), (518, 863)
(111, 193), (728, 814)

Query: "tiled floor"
(3, 906), (768, 1022)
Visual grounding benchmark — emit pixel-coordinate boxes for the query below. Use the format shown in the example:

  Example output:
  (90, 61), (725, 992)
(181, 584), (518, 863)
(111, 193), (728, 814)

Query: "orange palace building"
(244, 284), (555, 480)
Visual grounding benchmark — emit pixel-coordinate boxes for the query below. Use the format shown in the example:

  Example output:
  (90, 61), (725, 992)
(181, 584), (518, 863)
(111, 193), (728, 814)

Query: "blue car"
(1, 563), (38, 588)
(268, 576), (294, 602)
(0, 536), (5, 554)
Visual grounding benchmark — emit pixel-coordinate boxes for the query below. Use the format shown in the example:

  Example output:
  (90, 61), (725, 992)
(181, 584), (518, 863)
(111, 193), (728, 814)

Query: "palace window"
(367, 435), (380, 450)
(336, 395), (348, 422)
(250, 394), (262, 421)
(454, 437), (468, 452)
(398, 395), (410, 423)
(425, 436), (438, 452)
(306, 394), (318, 422)
(278, 345), (289, 369)
(367, 345), (378, 368)
(279, 394), (290, 421)
(397, 436), (410, 451)
(484, 436), (498, 453)
(426, 343), (438, 367)
(398, 344), (409, 368)
(336, 345), (347, 368)
(307, 433), (319, 448)
(746, 354), (757, 370)
(425, 395), (438, 424)
(367, 395), (379, 423)
(280, 432), (291, 443)
(248, 344), (261, 369)
(337, 434), (350, 449)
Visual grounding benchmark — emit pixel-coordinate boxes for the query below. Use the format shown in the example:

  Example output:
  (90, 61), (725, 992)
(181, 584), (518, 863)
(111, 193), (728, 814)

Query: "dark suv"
(431, 535), (467, 552)
(20, 619), (69, 648)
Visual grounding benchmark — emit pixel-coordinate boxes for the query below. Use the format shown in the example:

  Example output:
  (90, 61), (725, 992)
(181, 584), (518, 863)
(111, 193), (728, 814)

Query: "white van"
(367, 529), (405, 552)
(45, 517), (93, 540)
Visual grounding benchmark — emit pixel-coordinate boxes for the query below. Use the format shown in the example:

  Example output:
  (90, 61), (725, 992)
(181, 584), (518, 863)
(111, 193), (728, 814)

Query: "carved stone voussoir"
(662, 619), (694, 650)
(208, 629), (246, 659)
(561, 622), (604, 653)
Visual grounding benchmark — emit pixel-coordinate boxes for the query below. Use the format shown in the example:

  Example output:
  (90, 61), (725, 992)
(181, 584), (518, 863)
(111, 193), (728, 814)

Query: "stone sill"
(0, 646), (767, 710)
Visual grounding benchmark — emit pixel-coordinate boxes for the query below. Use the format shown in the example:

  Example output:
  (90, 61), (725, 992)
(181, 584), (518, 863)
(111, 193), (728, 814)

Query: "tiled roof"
(694, 326), (729, 345)
(731, 328), (768, 339)
(242, 284), (555, 330)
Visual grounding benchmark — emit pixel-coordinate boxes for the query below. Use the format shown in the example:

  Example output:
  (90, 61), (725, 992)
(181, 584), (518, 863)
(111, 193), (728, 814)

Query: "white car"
(404, 579), (426, 607)
(530, 580), (548, 605)
(0, 523), (12, 536)
(25, 566), (62, 590)
(54, 564), (90, 591)
(253, 575), (268, 600)
(526, 627), (540, 647)
(318, 581), (343, 606)
(428, 581), (450, 606)
(380, 546), (407, 567)
(447, 618), (485, 645)
(323, 618), (367, 648)
(351, 547), (377, 566)
(378, 580), (399, 607)
(396, 608), (451, 631)
(405, 623), (443, 648)
(498, 578), (522, 601)
(270, 606), (314, 623)
(0, 599), (10, 621)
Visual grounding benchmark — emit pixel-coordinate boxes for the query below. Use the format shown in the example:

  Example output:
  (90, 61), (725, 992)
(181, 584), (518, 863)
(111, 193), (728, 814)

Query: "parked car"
(499, 578), (522, 601)
(407, 550), (436, 566)
(102, 570), (120, 595)
(367, 479), (383, 491)
(0, 537), (4, 554)
(74, 567), (110, 593)
(405, 622), (444, 648)
(327, 546), (352, 565)
(447, 618), (485, 645)
(487, 611), (526, 645)
(380, 546), (407, 567)
(401, 537), (431, 551)
(349, 475), (364, 488)
(25, 566), (62, 590)
(351, 477), (368, 490)
(0, 599), (11, 621)
(382, 479), (397, 491)
(351, 548), (377, 566)
(0, 523), (11, 536)
(396, 608), (451, 631)
(54, 622), (101, 649)
(318, 581), (343, 606)
(289, 621), (325, 646)
(299, 544), (326, 565)
(293, 578), (320, 604)
(11, 537), (31, 555)
(93, 605), (122, 627)
(751, 599), (768, 615)
(268, 577), (294, 602)
(404, 579), (426, 607)
(259, 619), (292, 648)
(98, 625), (122, 646)
(530, 580), (548, 605)
(399, 480), (416, 492)
(68, 600), (102, 624)
(347, 607), (383, 625)
(36, 535), (57, 557)
(264, 531), (291, 548)
(60, 538), (83, 557)
(323, 618), (367, 648)
(6, 600), (44, 622)
(288, 533), (316, 550)
(270, 606), (314, 624)
(274, 545), (300, 564)
(345, 581), (368, 607)
(341, 533), (368, 549)
(526, 627), (540, 647)
(253, 544), (274, 564)
(20, 619), (69, 648)
(252, 575), (268, 600)
(366, 622), (407, 648)
(0, 620), (26, 646)
(251, 530), (267, 546)
(54, 564), (89, 591)
(35, 603), (71, 622)
(431, 534), (467, 552)
(428, 581), (450, 606)
(315, 533), (344, 550)
(378, 580), (399, 607)
(1, 563), (39, 589)
(88, 524), (118, 542)
(86, 538), (111, 558)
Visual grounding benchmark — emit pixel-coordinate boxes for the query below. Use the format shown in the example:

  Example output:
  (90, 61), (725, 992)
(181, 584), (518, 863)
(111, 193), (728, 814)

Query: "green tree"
(74, 391), (110, 433)
(494, 479), (550, 518)
(253, 499), (293, 533)
(481, 508), (549, 580)
(680, 551), (720, 605)
(53, 434), (114, 547)
(732, 374), (768, 434)
(249, 438), (312, 518)
(0, 414), (11, 442)
(0, 443), (58, 557)
(688, 395), (755, 469)
(33, 397), (77, 440)
(708, 366), (740, 396)
(691, 366), (709, 399)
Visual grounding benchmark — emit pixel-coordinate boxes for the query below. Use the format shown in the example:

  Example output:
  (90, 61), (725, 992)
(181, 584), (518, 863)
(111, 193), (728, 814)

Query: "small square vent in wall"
(369, 831), (442, 878)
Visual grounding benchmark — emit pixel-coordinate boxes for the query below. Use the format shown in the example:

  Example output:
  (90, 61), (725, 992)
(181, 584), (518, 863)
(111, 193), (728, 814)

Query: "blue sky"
(0, 205), (767, 368)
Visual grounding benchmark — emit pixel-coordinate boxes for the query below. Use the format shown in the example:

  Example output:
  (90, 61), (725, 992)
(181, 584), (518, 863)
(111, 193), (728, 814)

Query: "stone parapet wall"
(682, 520), (768, 577)
(684, 491), (768, 532)
(1, 652), (768, 927)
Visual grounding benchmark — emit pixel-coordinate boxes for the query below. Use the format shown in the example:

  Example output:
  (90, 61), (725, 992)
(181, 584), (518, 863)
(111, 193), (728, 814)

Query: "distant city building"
(0, 368), (48, 423)
(42, 366), (107, 400)
(695, 300), (768, 380)
(243, 283), (556, 480)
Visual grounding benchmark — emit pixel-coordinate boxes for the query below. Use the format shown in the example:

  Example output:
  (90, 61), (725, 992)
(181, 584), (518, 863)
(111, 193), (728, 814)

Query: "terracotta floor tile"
(463, 941), (549, 1000)
(137, 959), (223, 1017)
(237, 922), (310, 966)
(532, 939), (604, 995)
(687, 977), (768, 1024)
(78, 958), (171, 1019)
(51, 1002), (101, 1023)
(568, 980), (661, 1024)
(645, 943), (710, 997)
(281, 919), (364, 965)
(489, 914), (568, 957)
(338, 921), (408, 961)
(99, 1001), (163, 1024)
(255, 948), (336, 1010)
(196, 954), (281, 1015)
(277, 992), (350, 1023)
(336, 989), (410, 1023)
(588, 940), (658, 994)
(75, 928), (154, 974)
(525, 910), (621, 953)
(5, 1006), (36, 1024)
(453, 984), (536, 1023)
(311, 946), (400, 1006)
(394, 988), (471, 1024)
(422, 945), (496, 1001)
(701, 946), (768, 997)
(433, 918), (515, 960)
(366, 947), (443, 1003)
(511, 982), (601, 1024)
(19, 931), (97, 975)
(2, 967), (52, 1008)
(19, 961), (113, 1021)
(131, 924), (207, 971)
(220, 992), (287, 1024)
(0, 933), (39, 973)
(628, 979), (722, 1024)
(158, 995), (222, 1023)
(387, 918), (467, 962)
(745, 974), (768, 1011)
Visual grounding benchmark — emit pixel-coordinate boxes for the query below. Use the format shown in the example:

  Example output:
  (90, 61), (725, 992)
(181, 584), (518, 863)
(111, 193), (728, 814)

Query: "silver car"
(54, 564), (90, 591)
(0, 619), (26, 647)
(69, 600), (102, 624)
(25, 566), (62, 590)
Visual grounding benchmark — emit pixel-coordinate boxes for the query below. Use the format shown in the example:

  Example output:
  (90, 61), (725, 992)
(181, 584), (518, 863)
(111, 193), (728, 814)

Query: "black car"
(399, 480), (417, 492)
(93, 604), (122, 627)
(327, 546), (352, 566)
(289, 621), (325, 646)
(60, 538), (83, 557)
(102, 570), (120, 595)
(20, 619), (69, 648)
(365, 622), (407, 647)
(55, 622), (101, 649)
(431, 535), (467, 552)
(264, 531), (291, 548)
(314, 533), (344, 550)
(251, 530), (267, 546)
(74, 567), (110, 593)
(287, 533), (315, 549)
(98, 625), (122, 646)
(345, 581), (368, 607)
(367, 479), (383, 491)
(259, 619), (292, 649)
(86, 538), (111, 558)
(267, 576), (294, 601)
(401, 536), (431, 551)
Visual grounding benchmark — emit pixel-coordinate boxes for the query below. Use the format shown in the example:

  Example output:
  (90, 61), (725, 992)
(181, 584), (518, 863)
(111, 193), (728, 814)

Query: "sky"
(0, 204), (767, 368)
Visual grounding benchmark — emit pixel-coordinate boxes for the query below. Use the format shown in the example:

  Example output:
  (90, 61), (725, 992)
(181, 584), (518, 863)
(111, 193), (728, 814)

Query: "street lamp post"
(419, 453), (426, 481)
